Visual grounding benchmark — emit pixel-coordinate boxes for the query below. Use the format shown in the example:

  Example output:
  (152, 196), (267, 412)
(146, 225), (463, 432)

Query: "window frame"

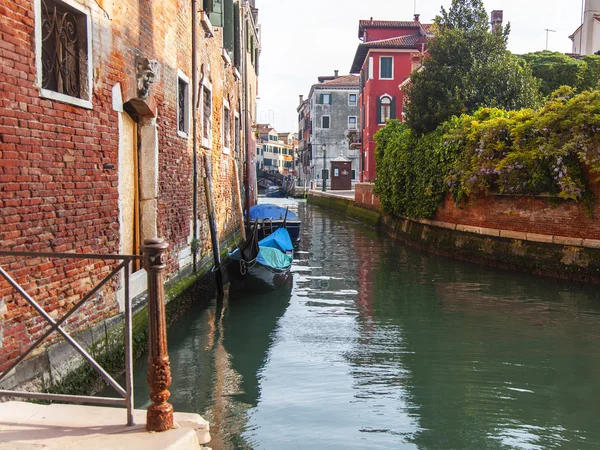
(177, 70), (190, 138)
(201, 80), (213, 149)
(379, 56), (394, 80)
(348, 93), (357, 106)
(379, 95), (392, 124)
(222, 99), (231, 154)
(322, 93), (331, 105)
(321, 115), (330, 129)
(35, 0), (93, 109)
(348, 116), (357, 130)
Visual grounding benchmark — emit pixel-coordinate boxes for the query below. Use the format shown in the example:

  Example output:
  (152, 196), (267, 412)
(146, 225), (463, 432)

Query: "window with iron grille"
(223, 103), (231, 154)
(202, 85), (212, 148)
(234, 114), (240, 156)
(177, 74), (190, 136)
(39, 0), (91, 106)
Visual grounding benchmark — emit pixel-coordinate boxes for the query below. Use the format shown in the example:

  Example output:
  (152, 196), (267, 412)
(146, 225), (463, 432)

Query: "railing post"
(142, 238), (174, 432)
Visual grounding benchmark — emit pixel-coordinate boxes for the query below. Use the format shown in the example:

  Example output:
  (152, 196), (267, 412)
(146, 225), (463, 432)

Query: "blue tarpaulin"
(258, 227), (293, 253)
(248, 204), (299, 222)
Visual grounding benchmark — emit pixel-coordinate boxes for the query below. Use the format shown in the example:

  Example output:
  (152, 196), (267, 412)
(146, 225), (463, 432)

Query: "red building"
(350, 16), (432, 182)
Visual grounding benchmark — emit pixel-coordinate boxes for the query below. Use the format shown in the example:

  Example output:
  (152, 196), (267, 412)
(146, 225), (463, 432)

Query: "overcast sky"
(255, 0), (583, 132)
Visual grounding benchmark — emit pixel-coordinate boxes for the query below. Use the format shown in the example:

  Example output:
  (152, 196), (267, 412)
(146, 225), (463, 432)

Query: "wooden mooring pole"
(142, 238), (174, 432)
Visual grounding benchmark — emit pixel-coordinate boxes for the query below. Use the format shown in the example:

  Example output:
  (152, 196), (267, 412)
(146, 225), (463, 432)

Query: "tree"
(519, 51), (584, 97)
(405, 0), (541, 135)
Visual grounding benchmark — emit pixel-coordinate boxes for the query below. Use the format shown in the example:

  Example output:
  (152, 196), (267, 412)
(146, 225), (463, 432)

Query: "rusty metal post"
(142, 238), (174, 432)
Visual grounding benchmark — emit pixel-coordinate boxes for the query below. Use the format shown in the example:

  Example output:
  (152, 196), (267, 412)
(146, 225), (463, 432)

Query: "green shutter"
(319, 94), (323, 104)
(391, 97), (396, 119)
(233, 1), (241, 66)
(204, 0), (213, 12)
(209, 0), (223, 26)
(223, 0), (234, 56)
(328, 94), (332, 105)
(376, 97), (382, 124)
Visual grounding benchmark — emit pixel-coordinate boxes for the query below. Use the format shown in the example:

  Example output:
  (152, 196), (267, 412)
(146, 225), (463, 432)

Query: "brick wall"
(0, 0), (251, 374)
(354, 180), (600, 240)
(354, 182), (381, 211)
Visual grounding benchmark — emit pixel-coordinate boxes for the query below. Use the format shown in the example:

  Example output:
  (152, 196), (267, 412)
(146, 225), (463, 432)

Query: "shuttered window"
(380, 56), (393, 79)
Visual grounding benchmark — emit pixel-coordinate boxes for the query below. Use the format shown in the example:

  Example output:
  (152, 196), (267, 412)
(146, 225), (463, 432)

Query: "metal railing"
(0, 250), (141, 426)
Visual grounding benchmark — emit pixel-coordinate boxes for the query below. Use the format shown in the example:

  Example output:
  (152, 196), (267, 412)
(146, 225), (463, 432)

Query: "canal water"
(124, 198), (600, 449)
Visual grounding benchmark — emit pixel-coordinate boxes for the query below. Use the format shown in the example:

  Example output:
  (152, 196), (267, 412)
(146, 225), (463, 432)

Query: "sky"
(255, 0), (584, 133)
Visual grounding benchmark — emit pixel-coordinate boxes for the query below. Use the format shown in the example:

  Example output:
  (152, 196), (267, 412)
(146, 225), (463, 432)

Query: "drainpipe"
(241, 1), (251, 235)
(192, 0), (198, 274)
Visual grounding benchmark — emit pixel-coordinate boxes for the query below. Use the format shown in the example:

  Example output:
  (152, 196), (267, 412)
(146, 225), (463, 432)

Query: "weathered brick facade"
(354, 181), (600, 241)
(0, 0), (260, 377)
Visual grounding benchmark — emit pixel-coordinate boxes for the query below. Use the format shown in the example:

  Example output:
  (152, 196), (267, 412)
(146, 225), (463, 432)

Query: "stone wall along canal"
(121, 198), (600, 449)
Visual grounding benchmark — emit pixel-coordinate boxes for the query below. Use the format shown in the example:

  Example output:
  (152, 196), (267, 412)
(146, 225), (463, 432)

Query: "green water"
(127, 199), (600, 449)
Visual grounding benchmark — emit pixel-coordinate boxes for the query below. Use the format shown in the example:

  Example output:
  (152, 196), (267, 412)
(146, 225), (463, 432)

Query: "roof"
(421, 23), (434, 35)
(316, 74), (360, 87)
(257, 124), (274, 134)
(359, 20), (421, 38)
(350, 35), (423, 74)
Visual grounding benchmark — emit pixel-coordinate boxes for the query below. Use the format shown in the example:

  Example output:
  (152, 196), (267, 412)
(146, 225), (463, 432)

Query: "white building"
(570, 0), (600, 55)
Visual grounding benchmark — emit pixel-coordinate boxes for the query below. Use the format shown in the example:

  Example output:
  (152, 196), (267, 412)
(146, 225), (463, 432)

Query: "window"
(37, 0), (92, 108)
(208, 0), (223, 26)
(380, 96), (392, 123)
(348, 116), (357, 130)
(322, 116), (330, 129)
(234, 113), (240, 156)
(349, 93), (357, 106)
(334, 168), (339, 177)
(177, 71), (190, 137)
(380, 56), (393, 79)
(320, 93), (331, 105)
(352, 169), (356, 180)
(368, 57), (374, 80)
(202, 84), (212, 148)
(223, 101), (231, 153)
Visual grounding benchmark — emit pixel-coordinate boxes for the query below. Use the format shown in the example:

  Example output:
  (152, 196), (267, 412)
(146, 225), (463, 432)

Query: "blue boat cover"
(248, 204), (299, 222)
(228, 227), (293, 270)
(256, 247), (292, 270)
(258, 227), (293, 252)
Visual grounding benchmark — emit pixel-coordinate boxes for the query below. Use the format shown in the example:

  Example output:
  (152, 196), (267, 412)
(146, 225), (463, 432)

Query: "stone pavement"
(0, 401), (210, 450)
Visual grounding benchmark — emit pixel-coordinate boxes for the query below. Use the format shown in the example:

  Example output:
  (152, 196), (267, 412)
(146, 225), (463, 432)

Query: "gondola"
(225, 220), (293, 291)
(245, 204), (301, 245)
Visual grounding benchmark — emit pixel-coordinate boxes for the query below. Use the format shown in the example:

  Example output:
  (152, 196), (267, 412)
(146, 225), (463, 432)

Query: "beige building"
(570, 0), (600, 55)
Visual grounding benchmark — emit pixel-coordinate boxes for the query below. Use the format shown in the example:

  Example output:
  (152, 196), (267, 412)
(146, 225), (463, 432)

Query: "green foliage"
(447, 88), (600, 213)
(405, 0), (541, 135)
(374, 120), (462, 218)
(519, 51), (600, 97)
(375, 89), (600, 219)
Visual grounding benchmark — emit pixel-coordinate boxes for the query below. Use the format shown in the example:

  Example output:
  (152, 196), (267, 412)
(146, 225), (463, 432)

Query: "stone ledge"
(526, 233), (554, 244)
(0, 401), (210, 449)
(500, 230), (528, 240)
(553, 236), (584, 246)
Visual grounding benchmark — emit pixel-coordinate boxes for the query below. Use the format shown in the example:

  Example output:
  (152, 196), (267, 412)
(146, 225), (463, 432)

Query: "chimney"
(334, 70), (339, 78)
(491, 10), (503, 34)
(414, 14), (420, 22)
(299, 94), (303, 105)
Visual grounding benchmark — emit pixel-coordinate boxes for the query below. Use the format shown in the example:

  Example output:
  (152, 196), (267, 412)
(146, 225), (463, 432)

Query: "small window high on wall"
(380, 56), (393, 80)
(177, 71), (190, 137)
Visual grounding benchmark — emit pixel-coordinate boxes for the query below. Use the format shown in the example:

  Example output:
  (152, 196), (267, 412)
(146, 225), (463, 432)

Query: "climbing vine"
(374, 88), (600, 219)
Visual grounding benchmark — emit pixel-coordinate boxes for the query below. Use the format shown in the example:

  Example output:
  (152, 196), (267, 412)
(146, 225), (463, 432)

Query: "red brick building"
(0, 0), (261, 382)
(350, 16), (432, 182)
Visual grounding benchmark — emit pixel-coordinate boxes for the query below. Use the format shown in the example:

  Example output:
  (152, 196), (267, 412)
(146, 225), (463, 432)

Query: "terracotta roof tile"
(350, 34), (424, 73)
(317, 74), (360, 87)
(359, 20), (421, 28)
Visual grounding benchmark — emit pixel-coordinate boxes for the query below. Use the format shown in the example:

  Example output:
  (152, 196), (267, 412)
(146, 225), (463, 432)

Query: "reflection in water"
(126, 198), (600, 449)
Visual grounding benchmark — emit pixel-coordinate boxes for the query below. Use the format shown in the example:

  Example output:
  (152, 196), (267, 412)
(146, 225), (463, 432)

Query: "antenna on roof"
(414, 0), (417, 15)
(545, 28), (556, 50)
